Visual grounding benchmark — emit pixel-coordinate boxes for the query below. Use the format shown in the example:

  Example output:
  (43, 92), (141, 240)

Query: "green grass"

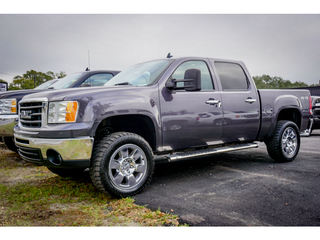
(0, 147), (180, 226)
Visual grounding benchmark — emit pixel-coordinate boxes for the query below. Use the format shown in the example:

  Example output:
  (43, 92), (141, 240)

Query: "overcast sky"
(1, 13), (320, 85)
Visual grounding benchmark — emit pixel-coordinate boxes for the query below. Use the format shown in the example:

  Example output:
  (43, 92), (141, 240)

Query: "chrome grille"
(20, 102), (43, 128)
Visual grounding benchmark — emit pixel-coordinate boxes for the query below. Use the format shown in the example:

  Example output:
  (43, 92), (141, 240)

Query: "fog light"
(47, 149), (63, 165)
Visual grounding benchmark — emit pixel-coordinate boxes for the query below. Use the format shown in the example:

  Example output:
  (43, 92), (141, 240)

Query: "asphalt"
(134, 130), (320, 226)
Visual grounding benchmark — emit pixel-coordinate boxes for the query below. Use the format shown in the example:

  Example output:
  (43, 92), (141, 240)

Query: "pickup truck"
(301, 95), (320, 135)
(0, 70), (119, 152)
(14, 56), (311, 198)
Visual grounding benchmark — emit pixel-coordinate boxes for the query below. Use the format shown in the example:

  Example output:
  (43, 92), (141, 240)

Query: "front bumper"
(14, 133), (94, 168)
(0, 114), (18, 137)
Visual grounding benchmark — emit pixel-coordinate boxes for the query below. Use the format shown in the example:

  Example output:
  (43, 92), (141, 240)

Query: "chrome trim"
(18, 97), (48, 130)
(165, 143), (258, 161)
(0, 115), (18, 136)
(14, 133), (94, 160)
(205, 99), (221, 107)
(245, 99), (257, 103)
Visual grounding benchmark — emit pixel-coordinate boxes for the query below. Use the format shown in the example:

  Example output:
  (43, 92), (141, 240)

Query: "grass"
(0, 147), (180, 226)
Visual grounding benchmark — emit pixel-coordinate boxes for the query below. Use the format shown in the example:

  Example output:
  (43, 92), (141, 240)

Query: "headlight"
(48, 101), (78, 123)
(0, 98), (17, 114)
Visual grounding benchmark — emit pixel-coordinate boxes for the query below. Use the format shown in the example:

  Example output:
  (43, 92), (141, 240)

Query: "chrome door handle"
(206, 99), (221, 107)
(245, 98), (256, 104)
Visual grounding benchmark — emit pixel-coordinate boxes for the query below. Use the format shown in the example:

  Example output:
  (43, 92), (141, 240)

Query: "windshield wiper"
(114, 82), (132, 86)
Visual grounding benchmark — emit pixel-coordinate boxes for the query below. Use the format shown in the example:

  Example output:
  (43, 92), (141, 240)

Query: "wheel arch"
(93, 114), (158, 152)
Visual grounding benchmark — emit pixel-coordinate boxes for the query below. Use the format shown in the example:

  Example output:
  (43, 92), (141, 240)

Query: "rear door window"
(214, 62), (249, 91)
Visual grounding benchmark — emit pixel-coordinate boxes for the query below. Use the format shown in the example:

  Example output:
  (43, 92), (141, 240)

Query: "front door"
(159, 60), (223, 151)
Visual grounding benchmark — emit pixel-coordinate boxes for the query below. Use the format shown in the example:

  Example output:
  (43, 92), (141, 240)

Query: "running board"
(164, 143), (259, 162)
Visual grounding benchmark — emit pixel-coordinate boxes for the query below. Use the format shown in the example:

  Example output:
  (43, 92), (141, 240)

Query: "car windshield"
(34, 79), (59, 89)
(48, 72), (85, 89)
(104, 60), (172, 87)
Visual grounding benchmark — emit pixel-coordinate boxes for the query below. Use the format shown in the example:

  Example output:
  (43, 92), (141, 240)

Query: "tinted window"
(49, 72), (85, 89)
(81, 73), (114, 86)
(172, 61), (214, 91)
(215, 62), (249, 90)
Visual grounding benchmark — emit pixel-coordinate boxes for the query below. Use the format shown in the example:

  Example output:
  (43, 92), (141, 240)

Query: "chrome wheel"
(108, 143), (147, 192)
(281, 127), (298, 158)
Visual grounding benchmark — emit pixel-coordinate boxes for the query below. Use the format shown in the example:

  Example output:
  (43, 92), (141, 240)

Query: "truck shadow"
(153, 150), (275, 179)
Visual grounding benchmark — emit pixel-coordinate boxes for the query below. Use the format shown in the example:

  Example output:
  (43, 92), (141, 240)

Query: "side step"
(164, 143), (259, 161)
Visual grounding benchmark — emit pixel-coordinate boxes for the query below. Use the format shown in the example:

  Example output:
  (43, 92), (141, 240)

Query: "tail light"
(309, 96), (312, 115)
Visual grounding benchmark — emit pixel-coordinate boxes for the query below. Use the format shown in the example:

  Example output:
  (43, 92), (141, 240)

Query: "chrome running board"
(164, 143), (259, 162)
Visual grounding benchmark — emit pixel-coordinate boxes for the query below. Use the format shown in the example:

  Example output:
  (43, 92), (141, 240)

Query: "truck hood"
(21, 85), (140, 102)
(0, 89), (52, 100)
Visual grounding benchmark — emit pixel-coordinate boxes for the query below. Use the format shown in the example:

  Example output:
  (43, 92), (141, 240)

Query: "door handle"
(245, 98), (256, 104)
(206, 99), (221, 107)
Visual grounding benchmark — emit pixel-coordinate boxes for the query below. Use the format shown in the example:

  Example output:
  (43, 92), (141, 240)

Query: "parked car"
(0, 70), (119, 152)
(300, 95), (320, 136)
(14, 56), (311, 197)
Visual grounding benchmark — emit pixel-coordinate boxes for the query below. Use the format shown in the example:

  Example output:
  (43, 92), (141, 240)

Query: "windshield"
(48, 72), (85, 89)
(105, 60), (172, 87)
(35, 79), (59, 89)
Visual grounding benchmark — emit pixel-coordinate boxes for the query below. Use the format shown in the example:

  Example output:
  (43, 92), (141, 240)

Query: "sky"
(1, 3), (320, 85)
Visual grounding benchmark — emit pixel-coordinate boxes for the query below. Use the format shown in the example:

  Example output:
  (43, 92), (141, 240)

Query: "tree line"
(0, 70), (318, 90)
(252, 75), (318, 89)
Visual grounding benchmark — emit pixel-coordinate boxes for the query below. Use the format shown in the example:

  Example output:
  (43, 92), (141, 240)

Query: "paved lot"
(134, 130), (320, 226)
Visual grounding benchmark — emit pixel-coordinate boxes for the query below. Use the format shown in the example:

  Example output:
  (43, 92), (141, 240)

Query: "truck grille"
(20, 102), (43, 128)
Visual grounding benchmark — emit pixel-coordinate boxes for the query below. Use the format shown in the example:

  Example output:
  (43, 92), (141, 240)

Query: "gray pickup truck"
(14, 56), (311, 197)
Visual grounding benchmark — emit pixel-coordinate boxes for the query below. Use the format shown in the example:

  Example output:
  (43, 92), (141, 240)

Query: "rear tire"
(89, 132), (154, 198)
(265, 120), (300, 162)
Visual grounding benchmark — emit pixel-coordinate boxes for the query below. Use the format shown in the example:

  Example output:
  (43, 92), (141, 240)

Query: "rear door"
(212, 61), (260, 143)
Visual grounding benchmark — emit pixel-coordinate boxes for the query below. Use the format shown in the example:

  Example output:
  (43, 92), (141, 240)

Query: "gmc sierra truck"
(14, 56), (311, 198)
(0, 70), (119, 152)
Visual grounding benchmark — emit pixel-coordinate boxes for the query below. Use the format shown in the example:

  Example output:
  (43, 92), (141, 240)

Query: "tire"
(47, 167), (87, 178)
(3, 137), (18, 152)
(89, 132), (154, 198)
(265, 120), (300, 162)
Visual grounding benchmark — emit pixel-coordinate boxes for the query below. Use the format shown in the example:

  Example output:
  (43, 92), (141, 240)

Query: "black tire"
(47, 167), (87, 178)
(3, 137), (18, 152)
(89, 132), (154, 198)
(265, 120), (300, 162)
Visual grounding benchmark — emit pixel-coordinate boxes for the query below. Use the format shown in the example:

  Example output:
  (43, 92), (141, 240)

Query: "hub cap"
(108, 144), (147, 192)
(281, 127), (298, 158)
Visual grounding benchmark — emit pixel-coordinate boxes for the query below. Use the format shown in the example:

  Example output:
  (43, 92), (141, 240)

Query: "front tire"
(265, 120), (300, 162)
(3, 137), (18, 152)
(89, 132), (154, 198)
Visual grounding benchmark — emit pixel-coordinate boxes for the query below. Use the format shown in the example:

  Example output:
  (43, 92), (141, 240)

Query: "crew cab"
(0, 70), (119, 152)
(14, 57), (311, 197)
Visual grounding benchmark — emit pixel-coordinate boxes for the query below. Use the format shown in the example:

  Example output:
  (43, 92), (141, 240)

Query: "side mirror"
(80, 83), (92, 87)
(166, 68), (201, 91)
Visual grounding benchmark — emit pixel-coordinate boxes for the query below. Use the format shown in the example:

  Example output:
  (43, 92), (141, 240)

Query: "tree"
(253, 75), (309, 89)
(55, 71), (67, 79)
(8, 70), (67, 90)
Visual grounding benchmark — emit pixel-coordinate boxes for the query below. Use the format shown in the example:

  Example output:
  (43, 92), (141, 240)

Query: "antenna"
(87, 50), (91, 71)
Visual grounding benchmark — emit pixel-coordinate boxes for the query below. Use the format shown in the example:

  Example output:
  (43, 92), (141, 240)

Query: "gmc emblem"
(21, 110), (32, 119)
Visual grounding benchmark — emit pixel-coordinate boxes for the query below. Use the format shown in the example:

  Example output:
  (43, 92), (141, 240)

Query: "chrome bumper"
(0, 115), (18, 136)
(14, 133), (94, 161)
